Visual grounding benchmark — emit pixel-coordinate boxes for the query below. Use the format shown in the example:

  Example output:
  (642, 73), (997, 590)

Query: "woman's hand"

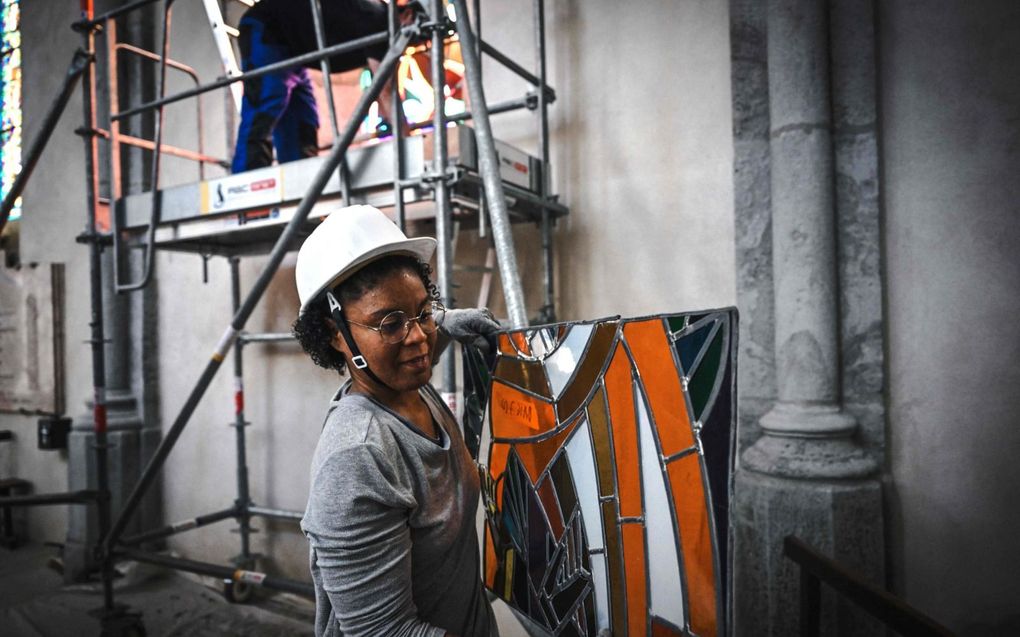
(441, 308), (500, 355)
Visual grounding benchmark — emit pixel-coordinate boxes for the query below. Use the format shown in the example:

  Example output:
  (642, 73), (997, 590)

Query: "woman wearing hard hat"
(293, 205), (500, 636)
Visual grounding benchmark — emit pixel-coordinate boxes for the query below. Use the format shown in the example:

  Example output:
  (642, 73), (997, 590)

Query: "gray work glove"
(441, 308), (501, 355)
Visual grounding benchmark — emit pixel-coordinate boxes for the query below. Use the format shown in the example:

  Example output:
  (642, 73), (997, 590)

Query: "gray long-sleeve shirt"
(301, 382), (497, 637)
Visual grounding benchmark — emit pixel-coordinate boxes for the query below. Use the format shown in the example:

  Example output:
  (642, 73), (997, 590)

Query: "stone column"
(732, 0), (884, 634)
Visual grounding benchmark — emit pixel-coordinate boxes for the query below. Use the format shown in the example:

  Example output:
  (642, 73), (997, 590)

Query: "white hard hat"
(295, 205), (436, 313)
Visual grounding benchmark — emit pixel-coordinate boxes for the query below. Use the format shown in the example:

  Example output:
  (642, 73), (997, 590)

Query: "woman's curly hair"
(292, 254), (440, 374)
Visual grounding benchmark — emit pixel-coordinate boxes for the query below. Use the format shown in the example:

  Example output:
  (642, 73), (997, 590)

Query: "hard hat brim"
(298, 236), (437, 313)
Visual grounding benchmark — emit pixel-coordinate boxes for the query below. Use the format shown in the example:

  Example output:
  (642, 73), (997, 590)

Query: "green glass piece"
(666, 315), (688, 333)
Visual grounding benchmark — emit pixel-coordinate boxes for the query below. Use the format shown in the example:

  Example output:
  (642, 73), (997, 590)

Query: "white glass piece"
(526, 326), (559, 357)
(564, 417), (603, 551)
(546, 324), (595, 398)
(636, 382), (687, 627)
(588, 553), (611, 632)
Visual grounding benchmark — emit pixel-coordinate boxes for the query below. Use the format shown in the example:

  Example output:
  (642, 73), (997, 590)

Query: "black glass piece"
(550, 454), (578, 525)
(528, 580), (552, 628)
(461, 344), (493, 459)
(559, 617), (583, 637)
(551, 577), (590, 622)
(689, 326), (725, 420)
(527, 478), (551, 585)
(699, 335), (734, 618)
(502, 452), (530, 556)
(583, 595), (597, 637)
(674, 319), (714, 375)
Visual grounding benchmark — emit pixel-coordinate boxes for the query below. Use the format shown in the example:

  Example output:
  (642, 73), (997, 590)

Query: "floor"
(1, 542), (535, 637)
(0, 543), (315, 637)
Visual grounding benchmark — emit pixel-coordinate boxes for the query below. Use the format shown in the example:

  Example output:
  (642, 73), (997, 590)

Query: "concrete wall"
(4, 0), (94, 544)
(478, 0), (737, 321)
(880, 1), (1020, 633)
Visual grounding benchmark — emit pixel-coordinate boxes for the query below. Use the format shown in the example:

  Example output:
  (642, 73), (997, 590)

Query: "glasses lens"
(378, 311), (409, 343)
(420, 302), (445, 334)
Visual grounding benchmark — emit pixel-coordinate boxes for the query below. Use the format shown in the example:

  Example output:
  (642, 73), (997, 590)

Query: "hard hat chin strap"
(326, 291), (396, 392)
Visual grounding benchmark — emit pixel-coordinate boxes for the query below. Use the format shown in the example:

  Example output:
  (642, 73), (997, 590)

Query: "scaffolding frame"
(0, 0), (562, 632)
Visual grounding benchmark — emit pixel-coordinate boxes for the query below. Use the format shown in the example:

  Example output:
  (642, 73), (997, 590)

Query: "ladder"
(200, 0), (246, 112)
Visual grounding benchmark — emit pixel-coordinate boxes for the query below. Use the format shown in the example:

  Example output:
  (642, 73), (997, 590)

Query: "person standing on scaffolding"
(231, 0), (418, 173)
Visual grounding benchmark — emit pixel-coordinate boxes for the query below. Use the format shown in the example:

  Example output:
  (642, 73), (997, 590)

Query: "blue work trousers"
(231, 16), (320, 173)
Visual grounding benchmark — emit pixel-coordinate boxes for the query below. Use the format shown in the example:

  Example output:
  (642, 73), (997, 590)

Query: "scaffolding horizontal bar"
(120, 506), (239, 546)
(248, 505), (303, 522)
(478, 38), (556, 102)
(117, 547), (315, 597)
(0, 490), (100, 507)
(239, 332), (296, 344)
(112, 30), (392, 122)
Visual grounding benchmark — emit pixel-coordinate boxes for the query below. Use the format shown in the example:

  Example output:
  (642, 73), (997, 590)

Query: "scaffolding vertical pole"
(78, 2), (116, 614)
(431, 0), (456, 408)
(390, 0), (406, 231)
(450, 0), (528, 328)
(534, 0), (554, 322)
(310, 0), (352, 203)
(229, 257), (253, 566)
(310, 0), (340, 141)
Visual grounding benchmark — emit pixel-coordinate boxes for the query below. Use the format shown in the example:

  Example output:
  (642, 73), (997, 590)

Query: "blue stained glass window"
(0, 0), (21, 222)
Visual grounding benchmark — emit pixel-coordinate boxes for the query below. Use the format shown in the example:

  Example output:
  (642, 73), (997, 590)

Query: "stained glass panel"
(0, 0), (21, 222)
(478, 310), (737, 636)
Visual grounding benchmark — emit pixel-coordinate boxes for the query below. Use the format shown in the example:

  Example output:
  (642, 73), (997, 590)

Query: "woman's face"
(332, 267), (437, 396)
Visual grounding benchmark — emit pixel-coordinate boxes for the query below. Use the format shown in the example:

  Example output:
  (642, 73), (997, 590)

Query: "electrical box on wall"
(37, 416), (70, 450)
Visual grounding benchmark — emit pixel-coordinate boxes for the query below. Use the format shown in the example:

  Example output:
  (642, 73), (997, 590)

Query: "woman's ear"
(326, 318), (351, 357)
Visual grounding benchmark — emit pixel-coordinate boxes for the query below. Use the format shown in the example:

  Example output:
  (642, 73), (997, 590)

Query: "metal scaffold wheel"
(222, 578), (255, 604)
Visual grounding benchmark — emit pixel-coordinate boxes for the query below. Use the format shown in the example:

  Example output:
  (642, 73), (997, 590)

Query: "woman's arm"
(305, 443), (445, 637)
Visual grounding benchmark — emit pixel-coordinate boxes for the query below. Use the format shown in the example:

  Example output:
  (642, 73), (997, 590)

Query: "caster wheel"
(223, 578), (254, 604)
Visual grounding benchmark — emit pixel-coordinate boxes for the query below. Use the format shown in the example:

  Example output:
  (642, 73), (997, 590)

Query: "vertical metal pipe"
(310, 0), (340, 140)
(311, 0), (352, 203)
(229, 257), (252, 563)
(431, 0), (456, 404)
(115, 0), (174, 293)
(79, 5), (116, 613)
(389, 0), (406, 231)
(450, 0), (528, 327)
(534, 0), (553, 321)
(106, 21), (122, 203)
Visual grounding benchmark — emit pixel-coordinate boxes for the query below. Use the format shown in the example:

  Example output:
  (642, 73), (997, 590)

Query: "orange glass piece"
(651, 618), (684, 637)
(605, 344), (641, 518)
(667, 454), (717, 637)
(490, 381), (557, 439)
(498, 333), (516, 356)
(624, 320), (695, 456)
(557, 322), (619, 421)
(511, 331), (531, 356)
(515, 417), (579, 484)
(622, 522), (648, 637)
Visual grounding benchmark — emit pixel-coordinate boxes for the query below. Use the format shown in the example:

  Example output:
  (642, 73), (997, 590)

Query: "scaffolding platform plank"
(116, 124), (568, 256)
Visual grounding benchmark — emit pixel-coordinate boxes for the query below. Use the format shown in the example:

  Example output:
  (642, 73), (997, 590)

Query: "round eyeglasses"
(345, 301), (446, 344)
